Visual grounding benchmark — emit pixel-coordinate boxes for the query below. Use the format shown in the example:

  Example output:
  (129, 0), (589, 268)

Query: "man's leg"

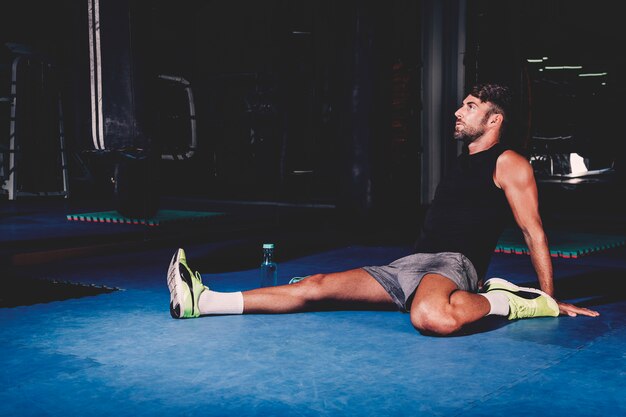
(409, 274), (490, 336)
(242, 269), (396, 313)
(168, 248), (396, 318)
(410, 274), (561, 336)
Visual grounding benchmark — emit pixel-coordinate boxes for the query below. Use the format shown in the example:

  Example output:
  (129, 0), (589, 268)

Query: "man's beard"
(454, 120), (487, 143)
(454, 129), (481, 143)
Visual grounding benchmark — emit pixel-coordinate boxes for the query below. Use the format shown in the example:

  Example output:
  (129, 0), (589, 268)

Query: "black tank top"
(414, 144), (511, 279)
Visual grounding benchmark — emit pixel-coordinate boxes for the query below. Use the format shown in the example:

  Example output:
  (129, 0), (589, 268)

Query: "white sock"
(198, 289), (244, 315)
(479, 291), (510, 316)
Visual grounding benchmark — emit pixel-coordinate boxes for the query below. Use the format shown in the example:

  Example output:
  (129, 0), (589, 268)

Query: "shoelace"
(194, 271), (203, 285)
(168, 268), (178, 302)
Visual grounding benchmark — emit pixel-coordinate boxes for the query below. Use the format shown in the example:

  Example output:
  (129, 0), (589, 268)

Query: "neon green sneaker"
(167, 248), (207, 318)
(482, 277), (560, 320)
(288, 276), (310, 284)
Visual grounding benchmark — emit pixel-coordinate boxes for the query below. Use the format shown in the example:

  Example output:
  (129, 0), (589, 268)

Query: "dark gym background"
(1, 0), (624, 233)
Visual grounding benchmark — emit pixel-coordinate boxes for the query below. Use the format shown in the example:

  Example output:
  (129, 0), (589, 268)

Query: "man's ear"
(490, 113), (503, 126)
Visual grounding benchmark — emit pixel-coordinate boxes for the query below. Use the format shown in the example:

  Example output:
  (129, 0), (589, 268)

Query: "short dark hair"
(469, 83), (513, 119)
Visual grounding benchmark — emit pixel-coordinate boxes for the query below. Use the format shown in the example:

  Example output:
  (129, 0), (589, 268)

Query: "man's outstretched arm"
(495, 150), (600, 317)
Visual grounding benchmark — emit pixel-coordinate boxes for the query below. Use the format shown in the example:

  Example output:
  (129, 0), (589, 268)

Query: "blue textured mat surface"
(1, 244), (625, 416)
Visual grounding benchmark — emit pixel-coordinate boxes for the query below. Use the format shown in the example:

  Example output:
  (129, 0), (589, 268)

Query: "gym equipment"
(0, 43), (69, 200)
(81, 0), (163, 217)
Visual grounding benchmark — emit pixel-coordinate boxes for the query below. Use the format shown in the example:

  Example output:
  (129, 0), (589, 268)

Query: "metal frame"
(1, 54), (69, 200)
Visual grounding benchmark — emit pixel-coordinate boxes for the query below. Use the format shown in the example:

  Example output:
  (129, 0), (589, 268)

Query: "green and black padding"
(495, 228), (626, 258)
(67, 210), (225, 227)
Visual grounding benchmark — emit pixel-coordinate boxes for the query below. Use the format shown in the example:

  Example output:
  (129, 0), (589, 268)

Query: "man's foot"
(167, 248), (207, 318)
(482, 277), (559, 320)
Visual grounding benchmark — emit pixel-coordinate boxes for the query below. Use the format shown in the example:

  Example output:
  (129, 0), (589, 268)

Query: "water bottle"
(260, 243), (278, 287)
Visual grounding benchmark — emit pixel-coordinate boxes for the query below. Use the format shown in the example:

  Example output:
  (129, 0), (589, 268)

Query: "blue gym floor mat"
(1, 243), (625, 416)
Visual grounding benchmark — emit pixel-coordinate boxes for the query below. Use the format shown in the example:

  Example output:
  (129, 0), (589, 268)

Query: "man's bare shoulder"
(495, 149), (534, 186)
(497, 149), (531, 169)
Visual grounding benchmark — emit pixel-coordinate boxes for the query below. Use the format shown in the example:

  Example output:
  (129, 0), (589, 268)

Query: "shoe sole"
(483, 277), (546, 296)
(167, 249), (185, 319)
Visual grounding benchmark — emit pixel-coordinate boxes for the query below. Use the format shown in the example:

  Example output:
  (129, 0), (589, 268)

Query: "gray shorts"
(362, 252), (479, 312)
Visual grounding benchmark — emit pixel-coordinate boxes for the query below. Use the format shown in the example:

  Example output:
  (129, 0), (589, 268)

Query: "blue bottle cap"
(263, 243), (274, 249)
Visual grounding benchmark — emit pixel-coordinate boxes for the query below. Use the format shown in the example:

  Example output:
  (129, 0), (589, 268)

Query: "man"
(167, 83), (599, 336)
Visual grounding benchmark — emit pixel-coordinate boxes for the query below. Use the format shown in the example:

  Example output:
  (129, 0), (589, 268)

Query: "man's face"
(453, 94), (492, 143)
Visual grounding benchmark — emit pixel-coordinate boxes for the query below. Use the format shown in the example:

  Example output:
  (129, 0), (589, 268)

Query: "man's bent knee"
(410, 300), (460, 336)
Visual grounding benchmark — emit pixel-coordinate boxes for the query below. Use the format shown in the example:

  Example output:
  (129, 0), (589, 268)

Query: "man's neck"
(467, 136), (499, 155)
